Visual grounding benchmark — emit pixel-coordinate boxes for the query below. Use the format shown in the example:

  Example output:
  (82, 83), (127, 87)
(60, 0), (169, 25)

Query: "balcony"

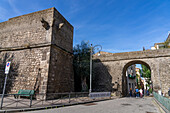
(128, 74), (136, 79)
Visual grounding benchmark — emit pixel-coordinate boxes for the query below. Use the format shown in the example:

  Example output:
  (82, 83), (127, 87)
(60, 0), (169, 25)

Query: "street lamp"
(89, 44), (102, 93)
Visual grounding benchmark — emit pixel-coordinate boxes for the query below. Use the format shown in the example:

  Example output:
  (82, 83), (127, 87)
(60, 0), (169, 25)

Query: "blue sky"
(136, 64), (142, 69)
(0, 0), (170, 53)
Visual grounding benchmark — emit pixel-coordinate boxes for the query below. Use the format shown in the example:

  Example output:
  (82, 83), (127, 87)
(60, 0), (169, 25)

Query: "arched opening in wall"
(122, 60), (152, 97)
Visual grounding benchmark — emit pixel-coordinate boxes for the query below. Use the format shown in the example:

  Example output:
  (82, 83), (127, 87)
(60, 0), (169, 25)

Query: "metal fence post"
(0, 74), (8, 109)
(76, 93), (78, 102)
(69, 93), (71, 103)
(61, 94), (62, 103)
(30, 94), (32, 108)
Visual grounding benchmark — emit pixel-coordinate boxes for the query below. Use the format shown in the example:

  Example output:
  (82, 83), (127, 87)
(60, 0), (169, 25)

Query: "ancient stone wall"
(46, 8), (74, 95)
(52, 8), (73, 53)
(0, 8), (74, 98)
(0, 47), (50, 94)
(93, 49), (170, 96)
(0, 8), (53, 48)
(47, 47), (74, 94)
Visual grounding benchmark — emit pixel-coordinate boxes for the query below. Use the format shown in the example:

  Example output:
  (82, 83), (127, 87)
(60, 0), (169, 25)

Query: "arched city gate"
(122, 60), (151, 96)
(93, 48), (170, 97)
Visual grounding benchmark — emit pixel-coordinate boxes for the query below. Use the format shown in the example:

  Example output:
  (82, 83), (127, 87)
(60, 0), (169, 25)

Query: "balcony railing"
(128, 74), (136, 79)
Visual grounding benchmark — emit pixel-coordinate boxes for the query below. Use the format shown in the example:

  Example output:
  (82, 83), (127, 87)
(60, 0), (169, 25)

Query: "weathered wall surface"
(0, 8), (53, 94)
(46, 8), (74, 95)
(52, 8), (73, 53)
(0, 8), (74, 98)
(93, 49), (170, 96)
(47, 47), (74, 94)
(0, 8), (53, 48)
(0, 47), (50, 94)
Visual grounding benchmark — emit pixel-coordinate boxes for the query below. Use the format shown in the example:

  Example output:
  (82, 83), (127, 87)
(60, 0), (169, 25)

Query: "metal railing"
(153, 92), (170, 111)
(0, 92), (110, 110)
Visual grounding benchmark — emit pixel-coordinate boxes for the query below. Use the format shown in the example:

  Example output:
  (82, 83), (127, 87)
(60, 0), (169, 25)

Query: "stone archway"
(122, 60), (151, 96)
(94, 49), (170, 97)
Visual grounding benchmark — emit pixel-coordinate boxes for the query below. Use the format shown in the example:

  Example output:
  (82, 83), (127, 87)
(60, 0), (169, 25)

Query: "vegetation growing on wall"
(164, 40), (170, 48)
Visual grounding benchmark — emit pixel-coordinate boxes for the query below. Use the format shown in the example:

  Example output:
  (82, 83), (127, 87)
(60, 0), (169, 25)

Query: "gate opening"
(122, 61), (152, 97)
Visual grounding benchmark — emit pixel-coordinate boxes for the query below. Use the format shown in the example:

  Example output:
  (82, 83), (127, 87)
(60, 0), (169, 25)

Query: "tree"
(141, 65), (151, 78)
(141, 65), (151, 86)
(73, 41), (91, 92)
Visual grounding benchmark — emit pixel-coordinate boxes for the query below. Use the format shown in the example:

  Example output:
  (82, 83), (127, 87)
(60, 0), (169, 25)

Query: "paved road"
(26, 97), (161, 113)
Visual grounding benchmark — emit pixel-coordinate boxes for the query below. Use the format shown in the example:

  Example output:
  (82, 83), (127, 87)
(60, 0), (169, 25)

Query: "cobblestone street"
(27, 97), (161, 113)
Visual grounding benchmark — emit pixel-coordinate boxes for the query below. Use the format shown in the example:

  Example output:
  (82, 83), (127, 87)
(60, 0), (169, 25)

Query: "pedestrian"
(158, 90), (162, 95)
(139, 88), (143, 98)
(135, 87), (139, 98)
(146, 89), (149, 96)
(133, 89), (136, 97)
(129, 88), (133, 97)
(134, 88), (136, 97)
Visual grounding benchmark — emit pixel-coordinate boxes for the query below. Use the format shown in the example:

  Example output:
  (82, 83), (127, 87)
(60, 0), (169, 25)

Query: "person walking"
(146, 89), (149, 96)
(129, 88), (133, 97)
(135, 87), (139, 98)
(139, 88), (143, 98)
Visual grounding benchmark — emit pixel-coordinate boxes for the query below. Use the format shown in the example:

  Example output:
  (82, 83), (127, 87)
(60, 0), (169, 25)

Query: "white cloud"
(0, 7), (9, 21)
(0, 0), (21, 21)
(8, 0), (21, 15)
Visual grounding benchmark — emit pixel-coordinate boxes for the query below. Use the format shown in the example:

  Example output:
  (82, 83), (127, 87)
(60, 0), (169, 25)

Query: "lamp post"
(89, 44), (102, 93)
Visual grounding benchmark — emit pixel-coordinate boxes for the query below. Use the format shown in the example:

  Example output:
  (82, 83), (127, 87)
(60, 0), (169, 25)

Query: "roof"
(166, 33), (170, 42)
(153, 33), (170, 47)
(154, 42), (164, 46)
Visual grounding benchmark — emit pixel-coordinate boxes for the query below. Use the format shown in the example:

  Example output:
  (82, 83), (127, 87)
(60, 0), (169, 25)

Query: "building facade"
(126, 65), (136, 95)
(151, 33), (170, 50)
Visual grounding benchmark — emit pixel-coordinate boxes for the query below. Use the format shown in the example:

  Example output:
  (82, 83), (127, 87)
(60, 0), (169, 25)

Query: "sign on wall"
(5, 61), (11, 74)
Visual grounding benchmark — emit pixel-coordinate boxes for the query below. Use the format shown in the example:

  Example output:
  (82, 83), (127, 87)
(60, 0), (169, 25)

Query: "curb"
(153, 98), (170, 113)
(0, 98), (112, 113)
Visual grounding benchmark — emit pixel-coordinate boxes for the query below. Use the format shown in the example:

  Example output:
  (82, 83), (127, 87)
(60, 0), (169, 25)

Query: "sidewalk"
(0, 96), (112, 113)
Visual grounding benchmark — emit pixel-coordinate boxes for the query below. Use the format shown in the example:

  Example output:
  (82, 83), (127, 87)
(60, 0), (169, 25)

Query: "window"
(129, 83), (131, 88)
